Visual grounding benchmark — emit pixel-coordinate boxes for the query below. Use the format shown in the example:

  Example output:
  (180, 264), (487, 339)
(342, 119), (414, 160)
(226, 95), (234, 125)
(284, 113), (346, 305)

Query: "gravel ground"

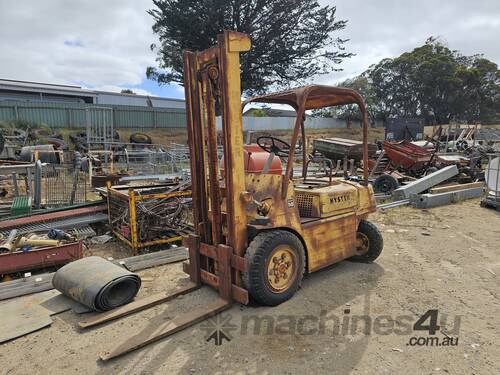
(1, 198), (499, 374)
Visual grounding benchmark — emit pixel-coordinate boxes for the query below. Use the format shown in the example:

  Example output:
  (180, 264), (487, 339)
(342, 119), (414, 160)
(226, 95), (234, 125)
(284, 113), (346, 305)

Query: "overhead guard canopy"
(243, 84), (370, 190)
(243, 85), (367, 112)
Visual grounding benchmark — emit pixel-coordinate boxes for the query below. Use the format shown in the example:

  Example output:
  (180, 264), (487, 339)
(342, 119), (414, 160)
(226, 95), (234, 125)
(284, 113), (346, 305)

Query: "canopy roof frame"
(243, 85), (370, 196)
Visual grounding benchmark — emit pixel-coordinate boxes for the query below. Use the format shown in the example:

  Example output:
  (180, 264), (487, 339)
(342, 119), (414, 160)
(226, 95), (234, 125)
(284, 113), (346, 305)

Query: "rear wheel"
(373, 174), (399, 194)
(243, 230), (305, 306)
(130, 132), (152, 144)
(349, 220), (383, 263)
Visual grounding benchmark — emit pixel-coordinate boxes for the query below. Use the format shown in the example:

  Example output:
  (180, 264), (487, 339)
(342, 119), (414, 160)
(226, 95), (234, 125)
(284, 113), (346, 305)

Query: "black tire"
(349, 220), (383, 263)
(373, 174), (399, 194)
(130, 132), (152, 144)
(243, 230), (305, 306)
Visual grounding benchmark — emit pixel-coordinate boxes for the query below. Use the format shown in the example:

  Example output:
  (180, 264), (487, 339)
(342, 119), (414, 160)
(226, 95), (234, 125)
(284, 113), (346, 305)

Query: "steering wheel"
(256, 136), (291, 158)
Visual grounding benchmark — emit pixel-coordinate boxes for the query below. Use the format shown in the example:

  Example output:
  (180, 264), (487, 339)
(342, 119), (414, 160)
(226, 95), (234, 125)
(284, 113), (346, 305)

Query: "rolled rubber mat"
(52, 256), (141, 311)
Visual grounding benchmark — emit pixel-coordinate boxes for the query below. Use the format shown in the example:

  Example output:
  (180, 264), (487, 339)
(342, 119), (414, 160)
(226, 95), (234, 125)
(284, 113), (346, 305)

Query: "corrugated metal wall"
(0, 100), (187, 129)
(0, 100), (384, 130)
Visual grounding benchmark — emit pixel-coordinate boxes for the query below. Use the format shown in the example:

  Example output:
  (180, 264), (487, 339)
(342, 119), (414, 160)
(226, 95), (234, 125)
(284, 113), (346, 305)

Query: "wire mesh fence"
(41, 164), (90, 208)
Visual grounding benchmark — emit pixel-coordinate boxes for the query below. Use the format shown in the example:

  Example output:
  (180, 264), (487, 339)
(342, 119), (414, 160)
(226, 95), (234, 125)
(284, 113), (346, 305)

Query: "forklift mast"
(183, 31), (251, 302)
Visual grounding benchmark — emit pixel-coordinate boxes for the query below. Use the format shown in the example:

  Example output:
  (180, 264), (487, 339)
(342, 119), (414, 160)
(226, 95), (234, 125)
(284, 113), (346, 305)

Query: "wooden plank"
(78, 282), (198, 329)
(429, 181), (484, 194)
(0, 273), (54, 301)
(121, 248), (188, 272)
(125, 254), (188, 272)
(100, 297), (230, 361)
(120, 248), (187, 264)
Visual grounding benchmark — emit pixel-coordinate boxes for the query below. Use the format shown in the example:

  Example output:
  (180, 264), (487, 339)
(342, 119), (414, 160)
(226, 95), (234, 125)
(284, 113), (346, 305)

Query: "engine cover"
(294, 183), (358, 218)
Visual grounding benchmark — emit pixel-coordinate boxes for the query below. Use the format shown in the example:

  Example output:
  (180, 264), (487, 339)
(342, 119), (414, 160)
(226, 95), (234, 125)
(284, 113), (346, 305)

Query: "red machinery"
(221, 144), (282, 176)
(383, 140), (432, 174)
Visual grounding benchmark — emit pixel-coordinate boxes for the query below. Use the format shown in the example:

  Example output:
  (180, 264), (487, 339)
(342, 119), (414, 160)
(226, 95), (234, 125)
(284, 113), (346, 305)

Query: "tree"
(364, 37), (500, 124)
(121, 89), (136, 94)
(147, 0), (352, 95)
(310, 75), (379, 124)
(245, 108), (267, 117)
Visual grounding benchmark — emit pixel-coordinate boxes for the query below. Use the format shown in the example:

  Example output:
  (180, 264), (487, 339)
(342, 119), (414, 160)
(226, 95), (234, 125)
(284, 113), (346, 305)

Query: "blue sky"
(131, 79), (184, 99)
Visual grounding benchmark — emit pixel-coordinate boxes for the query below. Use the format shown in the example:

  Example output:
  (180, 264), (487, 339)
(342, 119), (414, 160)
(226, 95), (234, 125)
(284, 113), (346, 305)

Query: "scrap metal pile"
(0, 113), (193, 281)
(0, 228), (84, 276)
(135, 194), (190, 236)
(107, 183), (192, 254)
(311, 124), (499, 210)
(368, 124), (497, 209)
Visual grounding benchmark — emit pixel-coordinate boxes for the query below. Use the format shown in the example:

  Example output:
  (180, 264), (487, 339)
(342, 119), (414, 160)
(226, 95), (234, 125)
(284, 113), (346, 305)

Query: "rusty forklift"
(89, 31), (382, 360)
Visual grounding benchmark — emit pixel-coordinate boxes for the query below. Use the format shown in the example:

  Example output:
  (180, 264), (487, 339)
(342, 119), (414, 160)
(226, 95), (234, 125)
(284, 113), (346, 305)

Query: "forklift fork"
(79, 234), (248, 360)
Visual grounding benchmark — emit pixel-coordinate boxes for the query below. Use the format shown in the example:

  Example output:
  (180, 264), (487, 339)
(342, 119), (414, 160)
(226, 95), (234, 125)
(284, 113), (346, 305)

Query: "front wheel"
(243, 230), (305, 306)
(348, 220), (383, 263)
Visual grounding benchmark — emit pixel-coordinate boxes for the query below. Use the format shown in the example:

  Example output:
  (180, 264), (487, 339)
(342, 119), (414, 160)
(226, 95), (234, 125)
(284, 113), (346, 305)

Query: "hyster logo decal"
(330, 194), (352, 204)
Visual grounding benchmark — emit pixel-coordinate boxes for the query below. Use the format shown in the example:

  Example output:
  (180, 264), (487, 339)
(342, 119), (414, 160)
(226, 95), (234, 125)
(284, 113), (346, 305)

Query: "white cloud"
(85, 85), (153, 96)
(321, 0), (500, 84)
(0, 0), (157, 88)
(0, 0), (498, 93)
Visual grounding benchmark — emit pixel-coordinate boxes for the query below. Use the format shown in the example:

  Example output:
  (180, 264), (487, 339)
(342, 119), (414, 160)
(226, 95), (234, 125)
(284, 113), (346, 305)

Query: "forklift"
(93, 31), (382, 360)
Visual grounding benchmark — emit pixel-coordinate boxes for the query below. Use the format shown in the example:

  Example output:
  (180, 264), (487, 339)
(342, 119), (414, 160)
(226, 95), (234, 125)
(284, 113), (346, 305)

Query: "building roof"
(0, 78), (185, 103)
(0, 78), (96, 97)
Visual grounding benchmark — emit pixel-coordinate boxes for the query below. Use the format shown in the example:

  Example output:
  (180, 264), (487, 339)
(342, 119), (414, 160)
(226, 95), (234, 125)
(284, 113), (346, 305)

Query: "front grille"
(295, 193), (313, 217)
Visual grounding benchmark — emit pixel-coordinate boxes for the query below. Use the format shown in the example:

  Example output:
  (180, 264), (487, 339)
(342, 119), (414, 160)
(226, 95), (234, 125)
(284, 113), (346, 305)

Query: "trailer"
(313, 137), (377, 163)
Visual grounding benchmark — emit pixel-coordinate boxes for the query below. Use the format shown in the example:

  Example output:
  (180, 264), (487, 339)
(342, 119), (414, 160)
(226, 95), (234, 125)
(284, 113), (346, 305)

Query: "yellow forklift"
(92, 31), (382, 360)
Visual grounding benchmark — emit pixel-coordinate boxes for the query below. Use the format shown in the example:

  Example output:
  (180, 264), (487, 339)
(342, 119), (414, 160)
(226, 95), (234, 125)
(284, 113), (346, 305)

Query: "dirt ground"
(1, 198), (499, 374)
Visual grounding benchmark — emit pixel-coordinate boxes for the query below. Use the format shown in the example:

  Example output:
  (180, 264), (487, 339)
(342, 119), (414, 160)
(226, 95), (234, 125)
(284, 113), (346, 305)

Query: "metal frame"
(85, 106), (114, 148)
(107, 184), (191, 253)
(243, 85), (371, 194)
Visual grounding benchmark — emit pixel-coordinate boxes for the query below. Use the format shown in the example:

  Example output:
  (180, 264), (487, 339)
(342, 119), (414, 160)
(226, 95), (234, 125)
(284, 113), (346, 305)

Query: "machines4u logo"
(200, 314), (237, 346)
